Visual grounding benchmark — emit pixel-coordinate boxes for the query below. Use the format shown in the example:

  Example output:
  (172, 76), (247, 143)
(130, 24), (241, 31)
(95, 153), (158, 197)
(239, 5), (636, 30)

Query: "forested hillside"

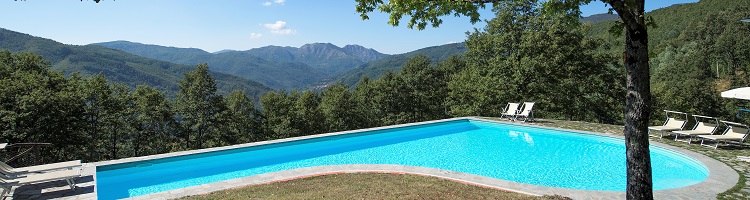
(247, 43), (387, 75)
(588, 0), (750, 123)
(336, 42), (467, 86)
(92, 40), (213, 65)
(580, 13), (618, 23)
(95, 41), (319, 89)
(0, 28), (270, 98)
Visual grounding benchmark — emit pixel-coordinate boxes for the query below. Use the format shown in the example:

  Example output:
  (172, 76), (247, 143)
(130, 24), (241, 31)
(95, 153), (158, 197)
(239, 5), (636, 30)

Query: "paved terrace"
(6, 117), (744, 199)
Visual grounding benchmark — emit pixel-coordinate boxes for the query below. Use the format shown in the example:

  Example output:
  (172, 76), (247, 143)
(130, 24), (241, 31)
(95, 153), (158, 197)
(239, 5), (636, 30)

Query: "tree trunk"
(90, 113), (98, 161)
(184, 127), (190, 150)
(198, 126), (203, 149)
(605, 0), (653, 199)
(111, 128), (117, 159)
(623, 23), (653, 199)
(134, 130), (140, 157)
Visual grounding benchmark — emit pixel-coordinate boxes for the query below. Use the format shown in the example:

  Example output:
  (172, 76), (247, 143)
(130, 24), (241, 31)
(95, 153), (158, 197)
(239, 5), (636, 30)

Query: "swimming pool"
(95, 118), (709, 199)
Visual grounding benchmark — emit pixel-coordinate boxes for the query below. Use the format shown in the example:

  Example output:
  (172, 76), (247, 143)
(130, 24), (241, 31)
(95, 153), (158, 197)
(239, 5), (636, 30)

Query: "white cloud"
(263, 21), (296, 35)
(263, 21), (286, 30)
(263, 0), (284, 6)
(250, 33), (263, 39)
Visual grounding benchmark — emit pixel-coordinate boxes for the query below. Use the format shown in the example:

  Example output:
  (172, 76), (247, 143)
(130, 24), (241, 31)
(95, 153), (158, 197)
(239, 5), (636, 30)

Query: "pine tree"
(225, 90), (262, 144)
(174, 63), (225, 149)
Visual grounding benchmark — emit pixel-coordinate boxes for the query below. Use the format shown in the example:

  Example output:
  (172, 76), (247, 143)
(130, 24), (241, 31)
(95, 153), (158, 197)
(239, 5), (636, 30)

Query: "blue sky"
(1, 0), (696, 54)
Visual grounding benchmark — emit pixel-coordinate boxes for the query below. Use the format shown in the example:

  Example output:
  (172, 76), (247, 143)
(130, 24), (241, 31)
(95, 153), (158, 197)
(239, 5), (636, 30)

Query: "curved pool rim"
(89, 117), (739, 200)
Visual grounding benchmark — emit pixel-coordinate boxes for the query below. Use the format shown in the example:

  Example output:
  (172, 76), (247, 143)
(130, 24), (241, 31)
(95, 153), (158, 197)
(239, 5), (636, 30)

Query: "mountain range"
(96, 41), (389, 89)
(96, 41), (467, 90)
(0, 26), (468, 97)
(0, 28), (270, 99)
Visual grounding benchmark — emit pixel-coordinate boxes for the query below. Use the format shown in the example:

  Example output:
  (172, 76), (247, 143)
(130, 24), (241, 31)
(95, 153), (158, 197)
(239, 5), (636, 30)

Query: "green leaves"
(1, 51), (87, 162)
(130, 85), (176, 157)
(224, 90), (262, 144)
(356, 0), (488, 30)
(174, 63), (225, 149)
(448, 1), (624, 122)
(320, 84), (358, 132)
(260, 89), (299, 139)
(608, 20), (625, 36)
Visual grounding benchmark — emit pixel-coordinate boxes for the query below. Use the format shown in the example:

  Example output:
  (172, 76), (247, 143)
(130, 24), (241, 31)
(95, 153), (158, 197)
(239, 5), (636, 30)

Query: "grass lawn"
(181, 173), (564, 200)
(181, 118), (749, 199)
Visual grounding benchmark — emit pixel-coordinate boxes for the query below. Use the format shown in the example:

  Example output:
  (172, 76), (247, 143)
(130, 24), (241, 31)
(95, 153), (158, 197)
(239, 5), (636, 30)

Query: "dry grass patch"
(181, 173), (555, 200)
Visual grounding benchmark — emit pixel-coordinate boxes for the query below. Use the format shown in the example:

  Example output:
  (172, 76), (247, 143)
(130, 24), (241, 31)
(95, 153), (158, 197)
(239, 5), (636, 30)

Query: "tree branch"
(603, 0), (643, 31)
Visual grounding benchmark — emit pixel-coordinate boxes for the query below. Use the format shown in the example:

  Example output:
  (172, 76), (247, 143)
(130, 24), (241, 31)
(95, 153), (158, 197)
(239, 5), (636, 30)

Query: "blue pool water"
(96, 119), (709, 199)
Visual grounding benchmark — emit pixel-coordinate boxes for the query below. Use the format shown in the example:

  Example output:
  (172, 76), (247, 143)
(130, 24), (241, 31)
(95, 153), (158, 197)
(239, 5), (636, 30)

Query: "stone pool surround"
(83, 117), (737, 200)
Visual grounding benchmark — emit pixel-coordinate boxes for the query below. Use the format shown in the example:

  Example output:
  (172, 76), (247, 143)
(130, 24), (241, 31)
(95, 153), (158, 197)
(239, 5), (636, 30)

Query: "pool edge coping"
(85, 116), (738, 200)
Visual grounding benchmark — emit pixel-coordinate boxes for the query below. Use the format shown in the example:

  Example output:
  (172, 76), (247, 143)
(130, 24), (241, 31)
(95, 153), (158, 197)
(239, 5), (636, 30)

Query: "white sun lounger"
(699, 121), (750, 149)
(0, 160), (81, 178)
(672, 115), (719, 143)
(513, 102), (535, 122)
(0, 168), (80, 199)
(500, 103), (520, 120)
(648, 110), (688, 138)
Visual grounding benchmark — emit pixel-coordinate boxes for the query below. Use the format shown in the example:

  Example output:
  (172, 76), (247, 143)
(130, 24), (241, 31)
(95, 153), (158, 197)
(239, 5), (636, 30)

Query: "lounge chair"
(648, 110), (688, 138)
(0, 160), (81, 178)
(500, 103), (520, 120)
(0, 168), (80, 199)
(514, 102), (535, 122)
(672, 115), (720, 143)
(699, 121), (750, 149)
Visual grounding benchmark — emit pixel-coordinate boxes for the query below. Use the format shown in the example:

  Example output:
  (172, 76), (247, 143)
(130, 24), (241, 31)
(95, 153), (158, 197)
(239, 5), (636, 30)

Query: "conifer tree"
(225, 90), (262, 144)
(131, 85), (176, 157)
(174, 63), (225, 149)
